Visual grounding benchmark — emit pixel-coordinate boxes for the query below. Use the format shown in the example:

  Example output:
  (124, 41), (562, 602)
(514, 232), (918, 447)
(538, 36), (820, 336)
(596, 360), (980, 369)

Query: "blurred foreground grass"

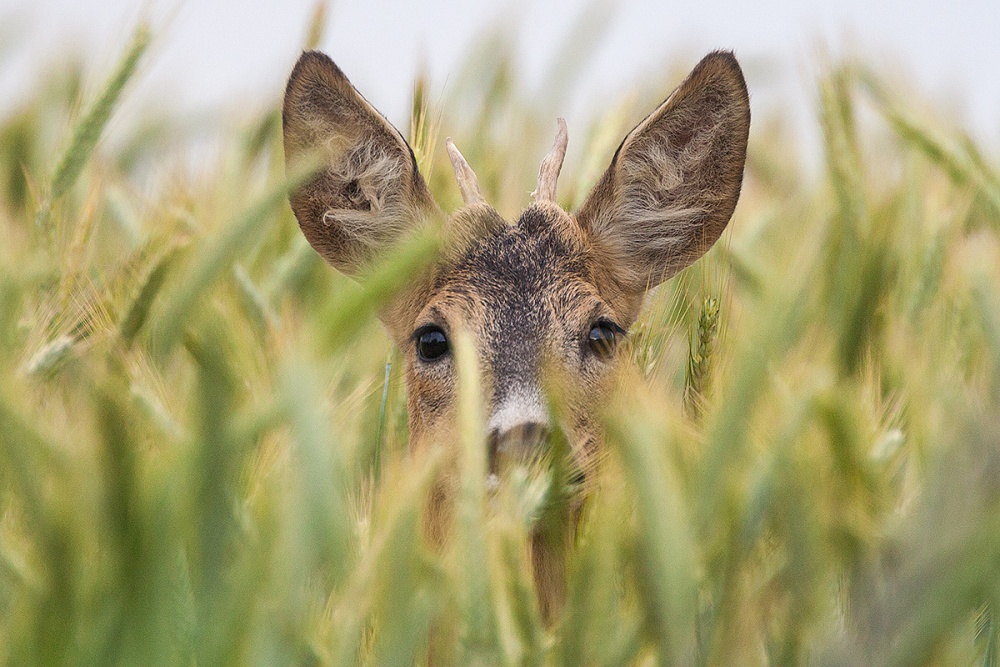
(2, 16), (1000, 667)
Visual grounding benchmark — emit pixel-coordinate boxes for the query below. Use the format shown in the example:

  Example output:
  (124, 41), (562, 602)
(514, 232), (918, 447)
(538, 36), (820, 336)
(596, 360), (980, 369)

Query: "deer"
(282, 48), (750, 621)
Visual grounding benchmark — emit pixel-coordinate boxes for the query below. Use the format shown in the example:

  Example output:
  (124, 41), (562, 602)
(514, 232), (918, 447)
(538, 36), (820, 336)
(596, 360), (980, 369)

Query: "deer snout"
(486, 387), (550, 473)
(489, 421), (550, 474)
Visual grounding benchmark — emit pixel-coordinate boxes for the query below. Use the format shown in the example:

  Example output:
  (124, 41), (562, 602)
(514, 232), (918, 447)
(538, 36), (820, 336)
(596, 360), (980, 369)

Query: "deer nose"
(489, 421), (550, 473)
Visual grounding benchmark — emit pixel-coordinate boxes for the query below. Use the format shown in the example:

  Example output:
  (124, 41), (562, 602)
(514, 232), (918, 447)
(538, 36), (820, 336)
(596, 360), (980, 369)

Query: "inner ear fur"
(283, 50), (437, 276)
(576, 50), (750, 292)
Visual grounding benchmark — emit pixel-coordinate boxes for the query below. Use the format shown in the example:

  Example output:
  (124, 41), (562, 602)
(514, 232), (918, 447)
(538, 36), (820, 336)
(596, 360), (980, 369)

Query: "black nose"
(488, 421), (550, 473)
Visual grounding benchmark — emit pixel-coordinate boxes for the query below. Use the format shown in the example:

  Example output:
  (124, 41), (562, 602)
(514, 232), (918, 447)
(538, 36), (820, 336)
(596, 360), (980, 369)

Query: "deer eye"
(415, 326), (449, 362)
(587, 320), (622, 360)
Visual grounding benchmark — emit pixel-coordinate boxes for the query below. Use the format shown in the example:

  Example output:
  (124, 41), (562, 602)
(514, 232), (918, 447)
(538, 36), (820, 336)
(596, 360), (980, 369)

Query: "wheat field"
(1, 14), (1000, 667)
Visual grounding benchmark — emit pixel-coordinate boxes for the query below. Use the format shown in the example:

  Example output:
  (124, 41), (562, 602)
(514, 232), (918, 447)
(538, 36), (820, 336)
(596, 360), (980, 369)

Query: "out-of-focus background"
(3, 0), (998, 163)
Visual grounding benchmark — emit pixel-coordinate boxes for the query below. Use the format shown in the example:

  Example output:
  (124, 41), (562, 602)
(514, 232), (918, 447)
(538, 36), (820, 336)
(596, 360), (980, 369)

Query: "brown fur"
(282, 49), (750, 620)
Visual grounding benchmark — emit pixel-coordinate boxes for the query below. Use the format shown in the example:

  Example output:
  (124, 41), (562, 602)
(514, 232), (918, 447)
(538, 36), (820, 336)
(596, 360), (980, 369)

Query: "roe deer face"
(282, 50), (749, 478)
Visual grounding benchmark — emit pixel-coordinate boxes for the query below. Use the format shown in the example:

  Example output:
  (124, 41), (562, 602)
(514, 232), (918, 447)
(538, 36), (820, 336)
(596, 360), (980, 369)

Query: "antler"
(446, 137), (485, 205)
(531, 118), (568, 203)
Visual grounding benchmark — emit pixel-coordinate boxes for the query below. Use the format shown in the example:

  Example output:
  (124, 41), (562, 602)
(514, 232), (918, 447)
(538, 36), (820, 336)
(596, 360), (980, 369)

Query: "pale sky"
(2, 1), (997, 162)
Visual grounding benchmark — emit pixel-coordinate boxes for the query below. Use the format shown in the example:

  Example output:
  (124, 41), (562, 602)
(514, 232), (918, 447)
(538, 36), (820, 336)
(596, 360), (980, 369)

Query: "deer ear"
(282, 50), (437, 276)
(576, 51), (750, 292)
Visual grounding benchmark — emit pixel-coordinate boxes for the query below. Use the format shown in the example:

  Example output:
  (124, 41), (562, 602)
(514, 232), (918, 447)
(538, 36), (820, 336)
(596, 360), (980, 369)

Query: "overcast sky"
(2, 1), (997, 160)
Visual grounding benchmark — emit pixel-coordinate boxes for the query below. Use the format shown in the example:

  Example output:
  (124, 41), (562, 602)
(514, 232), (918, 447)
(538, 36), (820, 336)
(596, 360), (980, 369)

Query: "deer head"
(282, 50), (750, 481)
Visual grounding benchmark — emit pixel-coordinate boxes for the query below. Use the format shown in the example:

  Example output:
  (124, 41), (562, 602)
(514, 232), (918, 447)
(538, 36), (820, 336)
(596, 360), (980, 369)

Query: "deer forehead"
(427, 206), (611, 349)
